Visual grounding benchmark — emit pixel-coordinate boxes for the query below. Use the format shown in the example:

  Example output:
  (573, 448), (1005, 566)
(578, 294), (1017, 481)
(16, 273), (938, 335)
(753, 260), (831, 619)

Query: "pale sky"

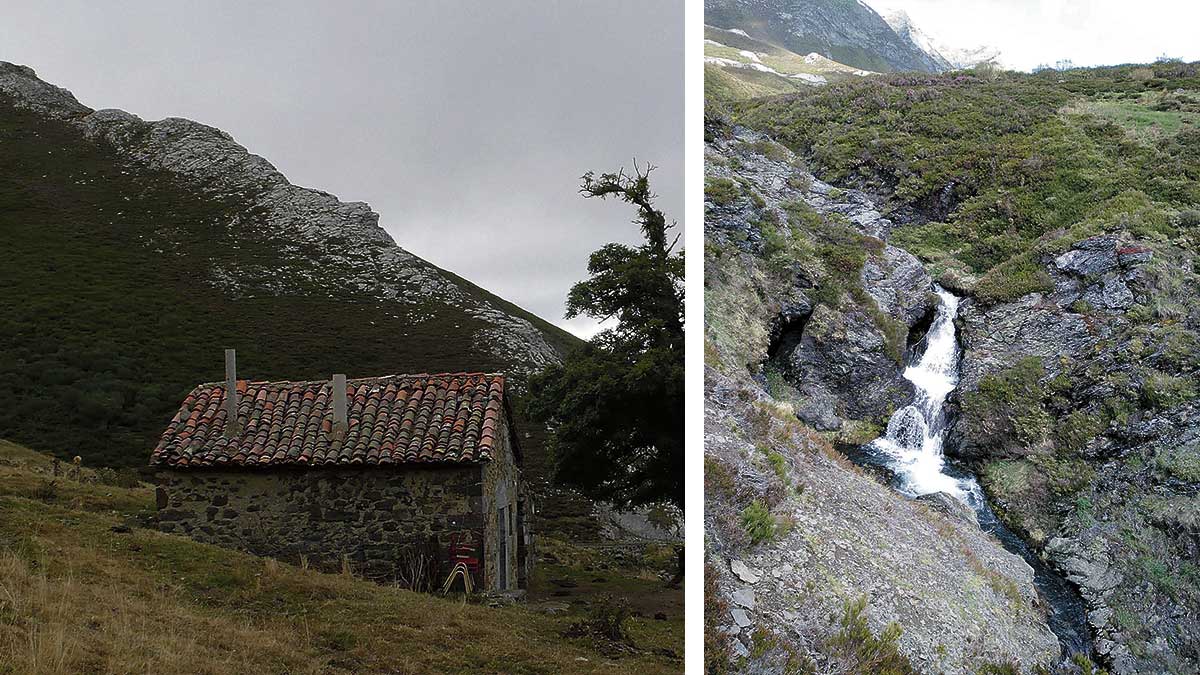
(1, 1), (683, 340)
(870, 0), (1200, 72)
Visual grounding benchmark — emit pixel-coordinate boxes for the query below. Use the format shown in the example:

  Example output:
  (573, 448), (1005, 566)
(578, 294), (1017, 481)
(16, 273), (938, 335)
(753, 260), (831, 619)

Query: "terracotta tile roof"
(151, 373), (507, 469)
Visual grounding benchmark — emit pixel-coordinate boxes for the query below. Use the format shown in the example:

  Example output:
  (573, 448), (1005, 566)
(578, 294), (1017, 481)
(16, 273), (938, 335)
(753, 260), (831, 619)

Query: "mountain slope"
(0, 62), (577, 478)
(704, 0), (944, 73)
(704, 25), (873, 102)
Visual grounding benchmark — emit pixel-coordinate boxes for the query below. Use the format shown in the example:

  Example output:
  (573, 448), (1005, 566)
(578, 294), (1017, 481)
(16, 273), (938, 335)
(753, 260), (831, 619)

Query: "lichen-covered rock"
(956, 293), (1099, 394)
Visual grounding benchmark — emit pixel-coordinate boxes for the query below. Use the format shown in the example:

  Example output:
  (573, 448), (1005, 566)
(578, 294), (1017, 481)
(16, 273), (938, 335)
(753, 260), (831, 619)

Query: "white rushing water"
(870, 287), (983, 505)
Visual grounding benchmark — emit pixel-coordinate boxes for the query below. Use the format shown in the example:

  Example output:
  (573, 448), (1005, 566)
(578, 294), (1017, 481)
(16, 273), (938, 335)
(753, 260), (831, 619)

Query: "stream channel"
(841, 286), (1092, 658)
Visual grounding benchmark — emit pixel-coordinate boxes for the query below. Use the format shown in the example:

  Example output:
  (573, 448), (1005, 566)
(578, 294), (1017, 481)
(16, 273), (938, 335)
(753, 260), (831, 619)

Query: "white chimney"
(332, 373), (348, 434)
(224, 348), (238, 437)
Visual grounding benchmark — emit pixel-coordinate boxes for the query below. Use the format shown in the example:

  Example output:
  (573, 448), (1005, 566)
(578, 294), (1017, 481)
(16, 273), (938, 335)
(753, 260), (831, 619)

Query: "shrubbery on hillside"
(735, 62), (1200, 283)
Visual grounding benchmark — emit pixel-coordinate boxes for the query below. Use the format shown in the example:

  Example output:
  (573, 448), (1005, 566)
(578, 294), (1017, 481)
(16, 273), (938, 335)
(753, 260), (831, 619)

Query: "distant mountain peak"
(704, 0), (945, 73)
(875, 4), (1002, 70)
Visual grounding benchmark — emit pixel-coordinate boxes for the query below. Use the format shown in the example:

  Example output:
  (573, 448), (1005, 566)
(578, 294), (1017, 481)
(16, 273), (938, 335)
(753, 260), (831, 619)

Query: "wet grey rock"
(1054, 234), (1120, 277)
(1046, 536), (1122, 593)
(861, 245), (935, 327)
(915, 491), (978, 526)
(794, 392), (843, 431)
(784, 304), (914, 421)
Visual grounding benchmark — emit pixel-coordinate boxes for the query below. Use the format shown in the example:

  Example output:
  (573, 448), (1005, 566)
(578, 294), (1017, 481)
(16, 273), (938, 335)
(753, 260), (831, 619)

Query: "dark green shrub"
(826, 596), (915, 675)
(741, 500), (776, 545)
(585, 595), (632, 641)
(763, 448), (788, 482)
(705, 177), (741, 206)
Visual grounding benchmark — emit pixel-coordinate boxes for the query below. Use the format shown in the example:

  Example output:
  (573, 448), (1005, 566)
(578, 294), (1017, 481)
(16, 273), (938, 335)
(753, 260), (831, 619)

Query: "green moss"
(744, 139), (790, 162)
(974, 254), (1055, 305)
(1154, 441), (1200, 482)
(1053, 409), (1105, 454)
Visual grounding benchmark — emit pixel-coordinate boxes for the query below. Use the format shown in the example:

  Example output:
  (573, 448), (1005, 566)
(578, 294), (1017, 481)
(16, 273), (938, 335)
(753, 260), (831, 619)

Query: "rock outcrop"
(947, 229), (1200, 672)
(705, 128), (934, 431)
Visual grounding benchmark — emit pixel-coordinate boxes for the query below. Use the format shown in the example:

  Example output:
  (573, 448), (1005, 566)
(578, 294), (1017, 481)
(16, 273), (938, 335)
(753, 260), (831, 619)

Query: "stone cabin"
(151, 357), (530, 593)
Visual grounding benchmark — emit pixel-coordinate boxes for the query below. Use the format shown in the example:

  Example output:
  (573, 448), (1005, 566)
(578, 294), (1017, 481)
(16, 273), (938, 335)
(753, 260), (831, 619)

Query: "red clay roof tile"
(151, 372), (506, 469)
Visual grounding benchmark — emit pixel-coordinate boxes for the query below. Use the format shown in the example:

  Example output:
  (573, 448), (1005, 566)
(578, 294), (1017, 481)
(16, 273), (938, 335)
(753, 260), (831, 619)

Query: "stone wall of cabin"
(155, 466), (484, 583)
(481, 415), (522, 591)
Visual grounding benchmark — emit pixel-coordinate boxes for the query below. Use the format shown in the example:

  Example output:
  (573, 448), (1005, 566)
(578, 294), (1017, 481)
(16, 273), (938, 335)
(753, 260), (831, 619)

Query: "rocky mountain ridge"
(0, 61), (575, 476)
(0, 62), (561, 372)
(879, 7), (1001, 71)
(704, 0), (999, 76)
(704, 0), (945, 73)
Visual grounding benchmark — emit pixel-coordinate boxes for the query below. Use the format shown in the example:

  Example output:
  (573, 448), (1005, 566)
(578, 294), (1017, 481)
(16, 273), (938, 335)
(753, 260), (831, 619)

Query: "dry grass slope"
(0, 441), (680, 675)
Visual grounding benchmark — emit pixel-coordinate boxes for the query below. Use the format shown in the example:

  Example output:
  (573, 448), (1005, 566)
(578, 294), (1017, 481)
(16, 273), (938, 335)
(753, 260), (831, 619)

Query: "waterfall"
(869, 287), (983, 506)
(854, 285), (1092, 656)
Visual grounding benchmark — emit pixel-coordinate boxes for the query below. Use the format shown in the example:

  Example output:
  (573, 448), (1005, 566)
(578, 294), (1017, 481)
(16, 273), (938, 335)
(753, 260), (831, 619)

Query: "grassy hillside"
(0, 440), (681, 674)
(0, 93), (577, 480)
(733, 62), (1200, 291)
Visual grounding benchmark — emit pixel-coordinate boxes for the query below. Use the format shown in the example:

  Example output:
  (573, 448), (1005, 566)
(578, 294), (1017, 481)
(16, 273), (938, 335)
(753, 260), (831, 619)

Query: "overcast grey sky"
(870, 0), (1200, 72)
(1, 1), (683, 339)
